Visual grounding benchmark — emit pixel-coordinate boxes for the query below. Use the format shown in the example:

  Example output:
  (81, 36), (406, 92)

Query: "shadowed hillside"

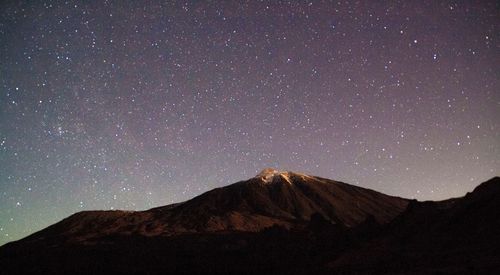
(14, 169), (408, 245)
(1, 172), (498, 274)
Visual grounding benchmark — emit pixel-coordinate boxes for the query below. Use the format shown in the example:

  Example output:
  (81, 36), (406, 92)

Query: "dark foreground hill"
(0, 170), (499, 274)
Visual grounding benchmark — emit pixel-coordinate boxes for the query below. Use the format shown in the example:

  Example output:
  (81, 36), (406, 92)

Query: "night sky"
(0, 1), (498, 245)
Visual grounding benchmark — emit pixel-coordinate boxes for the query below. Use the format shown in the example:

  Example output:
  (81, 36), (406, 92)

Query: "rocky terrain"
(1, 170), (498, 274)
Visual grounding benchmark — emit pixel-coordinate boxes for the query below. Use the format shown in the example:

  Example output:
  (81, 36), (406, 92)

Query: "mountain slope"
(2, 173), (498, 274)
(329, 176), (500, 274)
(17, 169), (409, 244)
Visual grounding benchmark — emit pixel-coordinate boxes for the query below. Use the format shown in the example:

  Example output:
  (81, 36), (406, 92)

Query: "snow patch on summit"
(256, 168), (292, 184)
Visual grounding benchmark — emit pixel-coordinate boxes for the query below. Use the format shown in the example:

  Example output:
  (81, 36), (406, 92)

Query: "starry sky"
(0, 1), (499, 245)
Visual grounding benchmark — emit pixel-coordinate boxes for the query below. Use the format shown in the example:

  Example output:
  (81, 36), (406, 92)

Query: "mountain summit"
(255, 168), (293, 183)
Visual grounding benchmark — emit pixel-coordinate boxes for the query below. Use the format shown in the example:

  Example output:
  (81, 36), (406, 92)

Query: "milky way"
(0, 1), (498, 245)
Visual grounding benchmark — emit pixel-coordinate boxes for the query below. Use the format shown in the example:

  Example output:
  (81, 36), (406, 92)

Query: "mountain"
(1, 172), (499, 274)
(330, 176), (500, 274)
(12, 168), (408, 245)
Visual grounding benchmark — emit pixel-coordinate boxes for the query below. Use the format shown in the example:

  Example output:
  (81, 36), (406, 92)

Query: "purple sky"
(0, 1), (498, 245)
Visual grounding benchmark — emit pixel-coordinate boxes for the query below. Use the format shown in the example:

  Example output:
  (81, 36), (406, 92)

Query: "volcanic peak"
(256, 168), (295, 184)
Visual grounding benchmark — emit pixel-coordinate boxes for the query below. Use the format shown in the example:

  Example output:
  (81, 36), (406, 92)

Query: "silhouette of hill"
(13, 169), (408, 245)
(330, 176), (500, 274)
(1, 172), (498, 274)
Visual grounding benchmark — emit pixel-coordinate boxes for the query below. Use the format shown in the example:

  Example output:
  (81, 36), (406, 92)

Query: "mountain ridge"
(1, 173), (498, 274)
(14, 169), (409, 245)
